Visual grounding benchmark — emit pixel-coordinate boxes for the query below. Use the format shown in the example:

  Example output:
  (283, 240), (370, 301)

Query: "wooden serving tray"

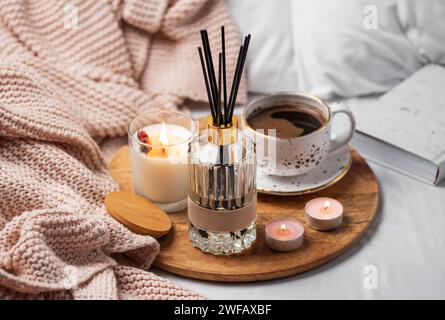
(109, 122), (379, 282)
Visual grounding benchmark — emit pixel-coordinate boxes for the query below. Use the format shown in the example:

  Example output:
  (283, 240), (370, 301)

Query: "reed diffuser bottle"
(188, 27), (256, 255)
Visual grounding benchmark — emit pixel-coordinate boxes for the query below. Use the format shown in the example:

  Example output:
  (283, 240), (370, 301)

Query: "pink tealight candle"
(305, 197), (343, 231)
(265, 219), (304, 252)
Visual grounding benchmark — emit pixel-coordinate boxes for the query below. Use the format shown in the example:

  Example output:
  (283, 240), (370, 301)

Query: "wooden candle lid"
(104, 191), (171, 238)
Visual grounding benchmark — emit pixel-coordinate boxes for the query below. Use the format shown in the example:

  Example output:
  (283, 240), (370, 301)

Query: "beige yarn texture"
(0, 0), (245, 299)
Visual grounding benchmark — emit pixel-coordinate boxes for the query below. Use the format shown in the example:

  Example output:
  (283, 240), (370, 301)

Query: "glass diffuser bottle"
(189, 27), (255, 254)
(188, 117), (256, 254)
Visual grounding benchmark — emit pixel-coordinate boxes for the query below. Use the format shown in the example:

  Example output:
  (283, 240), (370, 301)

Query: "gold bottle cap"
(206, 116), (238, 146)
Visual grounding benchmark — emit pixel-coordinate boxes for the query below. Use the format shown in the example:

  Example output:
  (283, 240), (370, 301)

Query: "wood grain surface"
(104, 191), (171, 238)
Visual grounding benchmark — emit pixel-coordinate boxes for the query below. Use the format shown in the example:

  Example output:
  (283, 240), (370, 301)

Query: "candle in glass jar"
(265, 218), (304, 252)
(130, 122), (191, 211)
(304, 197), (343, 231)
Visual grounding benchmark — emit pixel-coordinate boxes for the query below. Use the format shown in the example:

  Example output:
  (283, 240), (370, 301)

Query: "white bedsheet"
(155, 95), (445, 299)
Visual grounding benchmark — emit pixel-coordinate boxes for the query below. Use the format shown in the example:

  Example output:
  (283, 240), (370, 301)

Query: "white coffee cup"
(242, 92), (355, 176)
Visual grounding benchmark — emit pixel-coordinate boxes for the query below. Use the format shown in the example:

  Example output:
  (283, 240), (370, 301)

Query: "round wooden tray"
(109, 132), (378, 283)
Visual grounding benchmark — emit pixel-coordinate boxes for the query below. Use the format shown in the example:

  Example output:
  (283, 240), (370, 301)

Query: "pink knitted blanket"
(0, 0), (244, 299)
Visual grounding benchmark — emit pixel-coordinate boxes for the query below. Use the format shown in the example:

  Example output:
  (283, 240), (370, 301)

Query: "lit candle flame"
(323, 200), (331, 210)
(159, 121), (169, 146)
(280, 224), (287, 232)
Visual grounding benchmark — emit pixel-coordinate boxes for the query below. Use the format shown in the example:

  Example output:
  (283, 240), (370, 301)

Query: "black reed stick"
(221, 26), (228, 124)
(200, 30), (219, 123)
(198, 47), (216, 120)
(197, 27), (251, 126)
(218, 53), (223, 125)
(227, 34), (251, 122)
(227, 45), (244, 122)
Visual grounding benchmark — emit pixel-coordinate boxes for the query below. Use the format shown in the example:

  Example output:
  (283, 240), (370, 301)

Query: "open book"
(352, 64), (445, 185)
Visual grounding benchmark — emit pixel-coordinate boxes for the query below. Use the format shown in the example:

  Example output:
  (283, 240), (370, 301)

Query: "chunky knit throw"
(0, 0), (245, 299)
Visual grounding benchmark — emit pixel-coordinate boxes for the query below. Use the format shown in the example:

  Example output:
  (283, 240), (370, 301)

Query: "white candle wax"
(131, 123), (191, 207)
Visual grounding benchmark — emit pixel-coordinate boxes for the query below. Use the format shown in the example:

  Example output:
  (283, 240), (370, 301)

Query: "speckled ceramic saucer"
(257, 145), (351, 195)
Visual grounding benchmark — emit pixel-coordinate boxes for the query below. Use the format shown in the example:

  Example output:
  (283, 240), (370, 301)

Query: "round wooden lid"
(104, 191), (171, 238)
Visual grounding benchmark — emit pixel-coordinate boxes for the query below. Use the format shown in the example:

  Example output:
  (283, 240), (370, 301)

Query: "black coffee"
(247, 104), (325, 138)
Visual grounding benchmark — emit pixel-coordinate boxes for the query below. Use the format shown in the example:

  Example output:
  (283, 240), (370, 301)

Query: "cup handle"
(329, 102), (356, 152)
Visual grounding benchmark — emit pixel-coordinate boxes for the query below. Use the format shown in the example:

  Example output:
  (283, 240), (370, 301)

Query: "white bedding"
(227, 0), (445, 99)
(158, 95), (445, 299)
(226, 0), (298, 93)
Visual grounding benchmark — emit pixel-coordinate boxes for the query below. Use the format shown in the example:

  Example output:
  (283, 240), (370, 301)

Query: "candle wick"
(321, 200), (331, 214)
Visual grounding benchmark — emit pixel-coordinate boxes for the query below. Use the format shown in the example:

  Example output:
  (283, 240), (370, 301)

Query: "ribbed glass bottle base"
(188, 221), (256, 255)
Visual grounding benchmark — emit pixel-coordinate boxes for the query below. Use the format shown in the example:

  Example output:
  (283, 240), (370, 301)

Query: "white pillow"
(226, 0), (298, 93)
(290, 0), (425, 99)
(397, 0), (445, 65)
(228, 0), (445, 98)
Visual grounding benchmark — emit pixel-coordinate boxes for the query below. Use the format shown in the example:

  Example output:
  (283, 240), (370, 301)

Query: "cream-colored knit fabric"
(0, 0), (244, 299)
